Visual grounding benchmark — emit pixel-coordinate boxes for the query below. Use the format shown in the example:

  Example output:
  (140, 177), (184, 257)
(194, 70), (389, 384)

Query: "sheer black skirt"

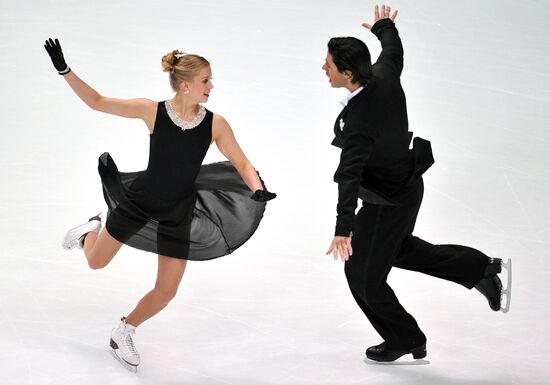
(98, 153), (266, 261)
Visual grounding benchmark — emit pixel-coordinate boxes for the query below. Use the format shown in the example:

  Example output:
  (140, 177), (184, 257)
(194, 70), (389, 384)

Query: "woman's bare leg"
(83, 227), (123, 270)
(125, 255), (187, 327)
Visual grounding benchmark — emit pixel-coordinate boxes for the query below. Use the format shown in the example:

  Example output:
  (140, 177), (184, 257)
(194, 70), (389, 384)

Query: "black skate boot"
(475, 257), (512, 313)
(366, 342), (427, 362)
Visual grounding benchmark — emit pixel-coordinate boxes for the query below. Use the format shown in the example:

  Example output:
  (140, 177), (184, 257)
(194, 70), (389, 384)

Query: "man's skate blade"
(365, 357), (430, 366)
(500, 258), (512, 313)
(109, 349), (138, 373)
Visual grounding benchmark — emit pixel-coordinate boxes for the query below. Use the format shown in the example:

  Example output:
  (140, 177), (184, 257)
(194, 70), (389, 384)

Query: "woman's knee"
(85, 249), (111, 270)
(154, 284), (179, 304)
(86, 255), (108, 270)
(87, 260), (108, 270)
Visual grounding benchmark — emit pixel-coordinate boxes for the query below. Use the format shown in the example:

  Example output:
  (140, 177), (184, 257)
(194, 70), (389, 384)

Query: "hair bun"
(161, 50), (185, 72)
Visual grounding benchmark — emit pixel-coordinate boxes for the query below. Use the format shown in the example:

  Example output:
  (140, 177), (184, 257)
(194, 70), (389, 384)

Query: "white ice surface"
(1, 0), (549, 384)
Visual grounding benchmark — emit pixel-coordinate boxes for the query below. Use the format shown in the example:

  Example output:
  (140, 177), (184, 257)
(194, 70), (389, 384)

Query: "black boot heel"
(411, 344), (427, 359)
(366, 342), (427, 362)
(484, 257), (502, 276)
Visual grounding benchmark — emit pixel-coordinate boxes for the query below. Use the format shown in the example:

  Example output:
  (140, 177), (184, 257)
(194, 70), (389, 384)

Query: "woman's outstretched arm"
(44, 38), (156, 131)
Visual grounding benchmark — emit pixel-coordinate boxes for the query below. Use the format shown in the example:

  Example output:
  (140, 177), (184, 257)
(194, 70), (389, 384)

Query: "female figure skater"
(44, 38), (276, 369)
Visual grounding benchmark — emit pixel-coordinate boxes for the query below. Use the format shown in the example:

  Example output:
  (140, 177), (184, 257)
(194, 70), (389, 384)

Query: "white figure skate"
(110, 317), (140, 372)
(62, 213), (101, 250)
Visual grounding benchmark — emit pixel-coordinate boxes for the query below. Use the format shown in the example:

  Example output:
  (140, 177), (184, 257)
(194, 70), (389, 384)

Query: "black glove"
(44, 38), (71, 75)
(251, 189), (277, 202)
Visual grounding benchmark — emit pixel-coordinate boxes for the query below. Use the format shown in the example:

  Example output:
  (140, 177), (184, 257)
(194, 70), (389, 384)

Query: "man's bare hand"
(326, 236), (353, 262)
(362, 4), (398, 30)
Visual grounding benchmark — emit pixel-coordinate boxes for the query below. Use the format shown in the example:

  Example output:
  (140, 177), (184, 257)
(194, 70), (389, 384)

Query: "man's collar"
(340, 85), (365, 107)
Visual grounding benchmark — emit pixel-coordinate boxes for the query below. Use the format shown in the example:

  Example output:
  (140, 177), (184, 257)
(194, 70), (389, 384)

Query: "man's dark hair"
(328, 37), (373, 85)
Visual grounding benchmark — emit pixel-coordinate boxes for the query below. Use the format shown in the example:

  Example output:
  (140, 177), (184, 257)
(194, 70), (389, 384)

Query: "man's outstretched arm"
(363, 4), (404, 77)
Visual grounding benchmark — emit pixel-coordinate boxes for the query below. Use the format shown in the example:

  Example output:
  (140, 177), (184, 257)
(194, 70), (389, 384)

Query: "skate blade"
(365, 357), (430, 366)
(500, 258), (512, 313)
(109, 349), (138, 373)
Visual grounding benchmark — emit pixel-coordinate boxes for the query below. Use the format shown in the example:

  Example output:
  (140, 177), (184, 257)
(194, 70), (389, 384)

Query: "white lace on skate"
(500, 259), (512, 313)
(110, 321), (140, 367)
(123, 330), (138, 356)
(62, 214), (101, 250)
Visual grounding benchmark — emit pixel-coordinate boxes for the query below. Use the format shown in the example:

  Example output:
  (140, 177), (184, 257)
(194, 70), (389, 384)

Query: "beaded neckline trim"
(164, 100), (206, 130)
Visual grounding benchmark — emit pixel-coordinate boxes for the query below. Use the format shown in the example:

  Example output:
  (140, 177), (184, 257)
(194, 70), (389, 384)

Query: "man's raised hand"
(362, 4), (398, 30)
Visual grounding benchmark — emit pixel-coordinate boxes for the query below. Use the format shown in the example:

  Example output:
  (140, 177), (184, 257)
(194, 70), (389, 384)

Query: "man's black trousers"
(344, 179), (488, 349)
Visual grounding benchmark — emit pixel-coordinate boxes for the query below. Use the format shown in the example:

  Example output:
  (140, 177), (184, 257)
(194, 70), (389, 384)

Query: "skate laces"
(118, 318), (138, 355)
(124, 332), (138, 356)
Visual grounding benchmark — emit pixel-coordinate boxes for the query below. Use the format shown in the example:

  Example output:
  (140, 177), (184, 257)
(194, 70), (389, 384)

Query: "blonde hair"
(161, 50), (210, 92)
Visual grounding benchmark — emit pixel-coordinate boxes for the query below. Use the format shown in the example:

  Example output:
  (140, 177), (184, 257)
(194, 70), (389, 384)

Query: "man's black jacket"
(331, 19), (434, 237)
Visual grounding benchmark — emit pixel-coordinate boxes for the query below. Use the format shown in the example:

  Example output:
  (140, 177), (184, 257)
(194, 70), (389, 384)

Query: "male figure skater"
(323, 4), (511, 362)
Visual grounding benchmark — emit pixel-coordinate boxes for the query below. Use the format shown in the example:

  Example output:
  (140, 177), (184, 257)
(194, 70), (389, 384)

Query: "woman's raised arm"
(45, 38), (156, 131)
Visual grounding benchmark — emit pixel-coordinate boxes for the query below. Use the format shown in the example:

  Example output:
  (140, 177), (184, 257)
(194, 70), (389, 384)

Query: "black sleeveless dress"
(98, 101), (267, 260)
